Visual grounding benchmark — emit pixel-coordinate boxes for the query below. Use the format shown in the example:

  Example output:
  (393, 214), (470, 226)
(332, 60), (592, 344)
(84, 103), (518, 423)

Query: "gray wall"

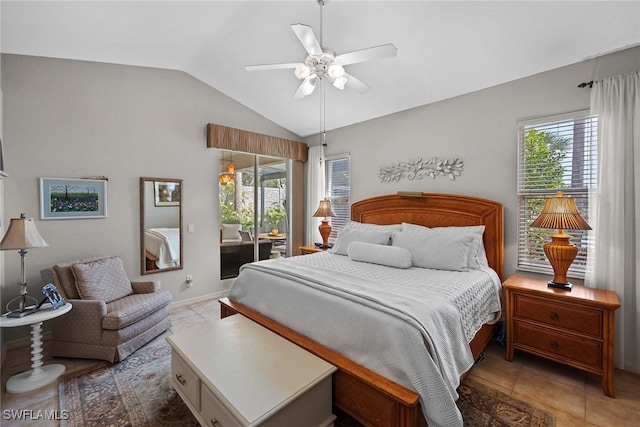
(307, 45), (640, 279)
(0, 54), (300, 343)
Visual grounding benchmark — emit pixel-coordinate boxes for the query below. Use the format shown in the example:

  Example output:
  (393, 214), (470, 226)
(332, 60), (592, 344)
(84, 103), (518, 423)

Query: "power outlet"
(185, 275), (193, 287)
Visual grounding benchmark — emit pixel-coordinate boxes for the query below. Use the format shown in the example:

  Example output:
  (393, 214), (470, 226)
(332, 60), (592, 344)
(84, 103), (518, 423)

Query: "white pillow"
(342, 221), (401, 245)
(400, 223), (488, 269)
(347, 242), (412, 269)
(328, 227), (392, 256)
(221, 224), (242, 243)
(347, 221), (402, 233)
(392, 230), (475, 271)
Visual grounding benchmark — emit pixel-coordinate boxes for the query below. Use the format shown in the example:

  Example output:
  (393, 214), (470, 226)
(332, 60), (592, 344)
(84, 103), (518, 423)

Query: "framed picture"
(39, 283), (67, 310)
(40, 177), (107, 220)
(0, 138), (7, 177)
(154, 181), (180, 206)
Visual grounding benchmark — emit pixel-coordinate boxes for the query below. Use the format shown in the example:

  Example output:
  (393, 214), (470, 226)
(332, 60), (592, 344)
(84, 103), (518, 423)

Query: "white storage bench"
(166, 315), (337, 427)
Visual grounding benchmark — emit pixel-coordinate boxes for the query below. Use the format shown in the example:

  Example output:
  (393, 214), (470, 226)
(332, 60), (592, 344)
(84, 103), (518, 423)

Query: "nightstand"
(503, 274), (620, 397)
(299, 245), (326, 255)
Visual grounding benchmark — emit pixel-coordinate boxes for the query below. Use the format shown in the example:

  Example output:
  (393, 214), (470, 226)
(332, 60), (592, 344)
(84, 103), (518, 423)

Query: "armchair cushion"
(131, 281), (156, 294)
(103, 291), (172, 330)
(221, 223), (242, 243)
(71, 256), (133, 303)
(53, 265), (81, 299)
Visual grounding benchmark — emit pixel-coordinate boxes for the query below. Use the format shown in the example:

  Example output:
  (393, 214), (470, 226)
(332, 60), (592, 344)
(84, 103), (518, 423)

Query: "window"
(517, 111), (597, 278)
(325, 153), (350, 243)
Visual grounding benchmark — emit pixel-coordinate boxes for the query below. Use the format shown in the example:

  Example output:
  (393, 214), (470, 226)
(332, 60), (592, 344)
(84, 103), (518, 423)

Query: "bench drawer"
(172, 351), (200, 411)
(201, 384), (241, 427)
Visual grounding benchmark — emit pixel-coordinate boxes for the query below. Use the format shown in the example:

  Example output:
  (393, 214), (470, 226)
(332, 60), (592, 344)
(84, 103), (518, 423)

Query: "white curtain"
(587, 71), (640, 373)
(306, 145), (325, 245)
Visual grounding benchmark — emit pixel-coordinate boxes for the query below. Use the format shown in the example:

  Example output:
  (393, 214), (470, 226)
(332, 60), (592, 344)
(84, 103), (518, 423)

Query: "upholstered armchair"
(41, 255), (172, 363)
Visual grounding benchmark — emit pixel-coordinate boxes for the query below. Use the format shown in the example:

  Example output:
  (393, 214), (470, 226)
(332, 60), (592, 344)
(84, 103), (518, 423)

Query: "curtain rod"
(578, 80), (594, 88)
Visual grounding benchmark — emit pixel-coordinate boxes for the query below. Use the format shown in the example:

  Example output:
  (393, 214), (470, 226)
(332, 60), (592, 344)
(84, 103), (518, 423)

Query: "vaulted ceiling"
(3, 1), (639, 138)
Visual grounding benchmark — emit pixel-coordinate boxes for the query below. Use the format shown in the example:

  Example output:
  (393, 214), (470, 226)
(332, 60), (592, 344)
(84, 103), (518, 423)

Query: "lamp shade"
(530, 191), (591, 230)
(313, 199), (335, 218)
(0, 214), (48, 250)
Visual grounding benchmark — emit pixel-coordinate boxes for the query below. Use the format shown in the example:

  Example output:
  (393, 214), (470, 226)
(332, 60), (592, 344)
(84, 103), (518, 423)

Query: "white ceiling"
(2, 1), (640, 138)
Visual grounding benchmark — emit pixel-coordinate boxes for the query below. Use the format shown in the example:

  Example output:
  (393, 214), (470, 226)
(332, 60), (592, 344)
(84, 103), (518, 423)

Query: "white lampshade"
(294, 64), (311, 80)
(0, 214), (48, 250)
(327, 64), (345, 78)
(332, 76), (347, 90)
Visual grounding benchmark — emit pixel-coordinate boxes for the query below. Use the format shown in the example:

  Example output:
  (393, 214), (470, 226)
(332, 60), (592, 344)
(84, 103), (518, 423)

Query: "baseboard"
(170, 289), (229, 309)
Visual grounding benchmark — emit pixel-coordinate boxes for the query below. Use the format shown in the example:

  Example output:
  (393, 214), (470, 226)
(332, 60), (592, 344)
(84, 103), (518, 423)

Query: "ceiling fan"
(245, 0), (397, 99)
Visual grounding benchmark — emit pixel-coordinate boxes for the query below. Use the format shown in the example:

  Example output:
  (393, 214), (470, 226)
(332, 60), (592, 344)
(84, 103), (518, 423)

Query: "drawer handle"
(210, 419), (219, 427)
(550, 340), (559, 349)
(550, 311), (559, 320)
(175, 374), (186, 386)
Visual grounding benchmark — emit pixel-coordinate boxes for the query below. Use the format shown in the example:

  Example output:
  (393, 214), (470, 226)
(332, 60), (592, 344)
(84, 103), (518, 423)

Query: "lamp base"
(547, 280), (573, 291)
(5, 292), (39, 316)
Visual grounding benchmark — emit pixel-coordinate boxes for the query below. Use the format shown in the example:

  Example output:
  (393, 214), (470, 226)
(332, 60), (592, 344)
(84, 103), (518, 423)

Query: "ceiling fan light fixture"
(327, 64), (345, 78)
(332, 76), (347, 90)
(294, 64), (310, 80)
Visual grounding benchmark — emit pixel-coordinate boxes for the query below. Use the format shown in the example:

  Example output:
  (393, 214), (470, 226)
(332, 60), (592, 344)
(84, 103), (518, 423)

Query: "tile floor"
(1, 298), (639, 426)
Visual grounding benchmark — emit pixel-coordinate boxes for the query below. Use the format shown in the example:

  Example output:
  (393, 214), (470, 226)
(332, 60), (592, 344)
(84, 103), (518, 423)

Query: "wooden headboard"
(351, 193), (504, 279)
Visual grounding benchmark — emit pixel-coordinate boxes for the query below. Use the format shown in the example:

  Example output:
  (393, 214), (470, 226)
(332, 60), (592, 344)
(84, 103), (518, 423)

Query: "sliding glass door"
(219, 151), (290, 279)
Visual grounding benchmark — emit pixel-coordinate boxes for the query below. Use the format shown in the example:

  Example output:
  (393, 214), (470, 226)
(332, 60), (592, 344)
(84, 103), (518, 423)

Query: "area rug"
(60, 338), (554, 427)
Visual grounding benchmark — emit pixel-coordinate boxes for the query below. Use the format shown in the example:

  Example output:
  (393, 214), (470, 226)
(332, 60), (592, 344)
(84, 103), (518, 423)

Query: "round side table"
(0, 303), (72, 393)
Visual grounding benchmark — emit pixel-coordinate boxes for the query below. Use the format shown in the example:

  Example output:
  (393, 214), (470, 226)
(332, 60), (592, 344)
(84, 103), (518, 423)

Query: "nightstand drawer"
(514, 322), (602, 369)
(514, 294), (602, 337)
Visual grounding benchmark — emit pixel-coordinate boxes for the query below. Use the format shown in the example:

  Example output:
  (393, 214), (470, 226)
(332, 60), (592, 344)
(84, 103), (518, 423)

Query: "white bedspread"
(145, 228), (180, 268)
(228, 252), (502, 427)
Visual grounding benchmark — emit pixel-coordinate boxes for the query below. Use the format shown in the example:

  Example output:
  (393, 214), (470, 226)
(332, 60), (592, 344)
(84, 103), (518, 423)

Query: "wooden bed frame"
(220, 193), (503, 427)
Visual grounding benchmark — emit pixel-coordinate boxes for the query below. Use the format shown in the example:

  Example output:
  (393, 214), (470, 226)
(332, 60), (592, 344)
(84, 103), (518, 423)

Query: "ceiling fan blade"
(291, 24), (322, 56)
(293, 75), (317, 99)
(245, 63), (300, 72)
(336, 43), (398, 66)
(344, 73), (371, 94)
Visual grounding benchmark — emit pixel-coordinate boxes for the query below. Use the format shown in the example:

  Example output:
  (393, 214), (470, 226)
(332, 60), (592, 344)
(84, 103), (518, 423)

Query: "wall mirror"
(140, 177), (183, 274)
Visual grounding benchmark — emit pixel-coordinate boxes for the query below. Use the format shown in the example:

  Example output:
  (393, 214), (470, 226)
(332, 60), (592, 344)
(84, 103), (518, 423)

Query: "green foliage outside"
(523, 128), (569, 261)
(219, 173), (286, 233)
(264, 204), (286, 231)
(219, 180), (254, 231)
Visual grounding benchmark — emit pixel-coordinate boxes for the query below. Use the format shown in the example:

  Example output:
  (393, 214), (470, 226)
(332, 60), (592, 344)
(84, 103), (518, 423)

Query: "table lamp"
(313, 199), (335, 249)
(0, 213), (49, 315)
(530, 191), (591, 290)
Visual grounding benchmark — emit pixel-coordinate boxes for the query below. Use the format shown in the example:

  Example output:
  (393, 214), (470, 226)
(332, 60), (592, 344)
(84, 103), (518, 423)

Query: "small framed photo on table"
(40, 177), (108, 220)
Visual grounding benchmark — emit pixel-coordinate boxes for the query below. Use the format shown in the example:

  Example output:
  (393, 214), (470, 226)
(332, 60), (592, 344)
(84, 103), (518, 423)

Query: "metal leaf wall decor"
(378, 157), (464, 182)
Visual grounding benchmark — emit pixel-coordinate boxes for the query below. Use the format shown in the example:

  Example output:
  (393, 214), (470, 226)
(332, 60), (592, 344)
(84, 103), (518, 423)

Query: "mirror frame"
(140, 177), (183, 275)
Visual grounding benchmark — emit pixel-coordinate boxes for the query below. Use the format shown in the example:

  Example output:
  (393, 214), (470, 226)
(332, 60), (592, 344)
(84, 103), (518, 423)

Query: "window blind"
(325, 154), (350, 243)
(517, 111), (598, 278)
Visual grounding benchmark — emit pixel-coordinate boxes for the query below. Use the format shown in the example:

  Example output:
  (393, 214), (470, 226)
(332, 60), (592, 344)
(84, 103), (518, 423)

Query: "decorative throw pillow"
(71, 257), (133, 303)
(239, 230), (253, 242)
(328, 226), (393, 256)
(221, 224), (242, 243)
(400, 223), (488, 269)
(348, 241), (412, 269)
(392, 230), (475, 271)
